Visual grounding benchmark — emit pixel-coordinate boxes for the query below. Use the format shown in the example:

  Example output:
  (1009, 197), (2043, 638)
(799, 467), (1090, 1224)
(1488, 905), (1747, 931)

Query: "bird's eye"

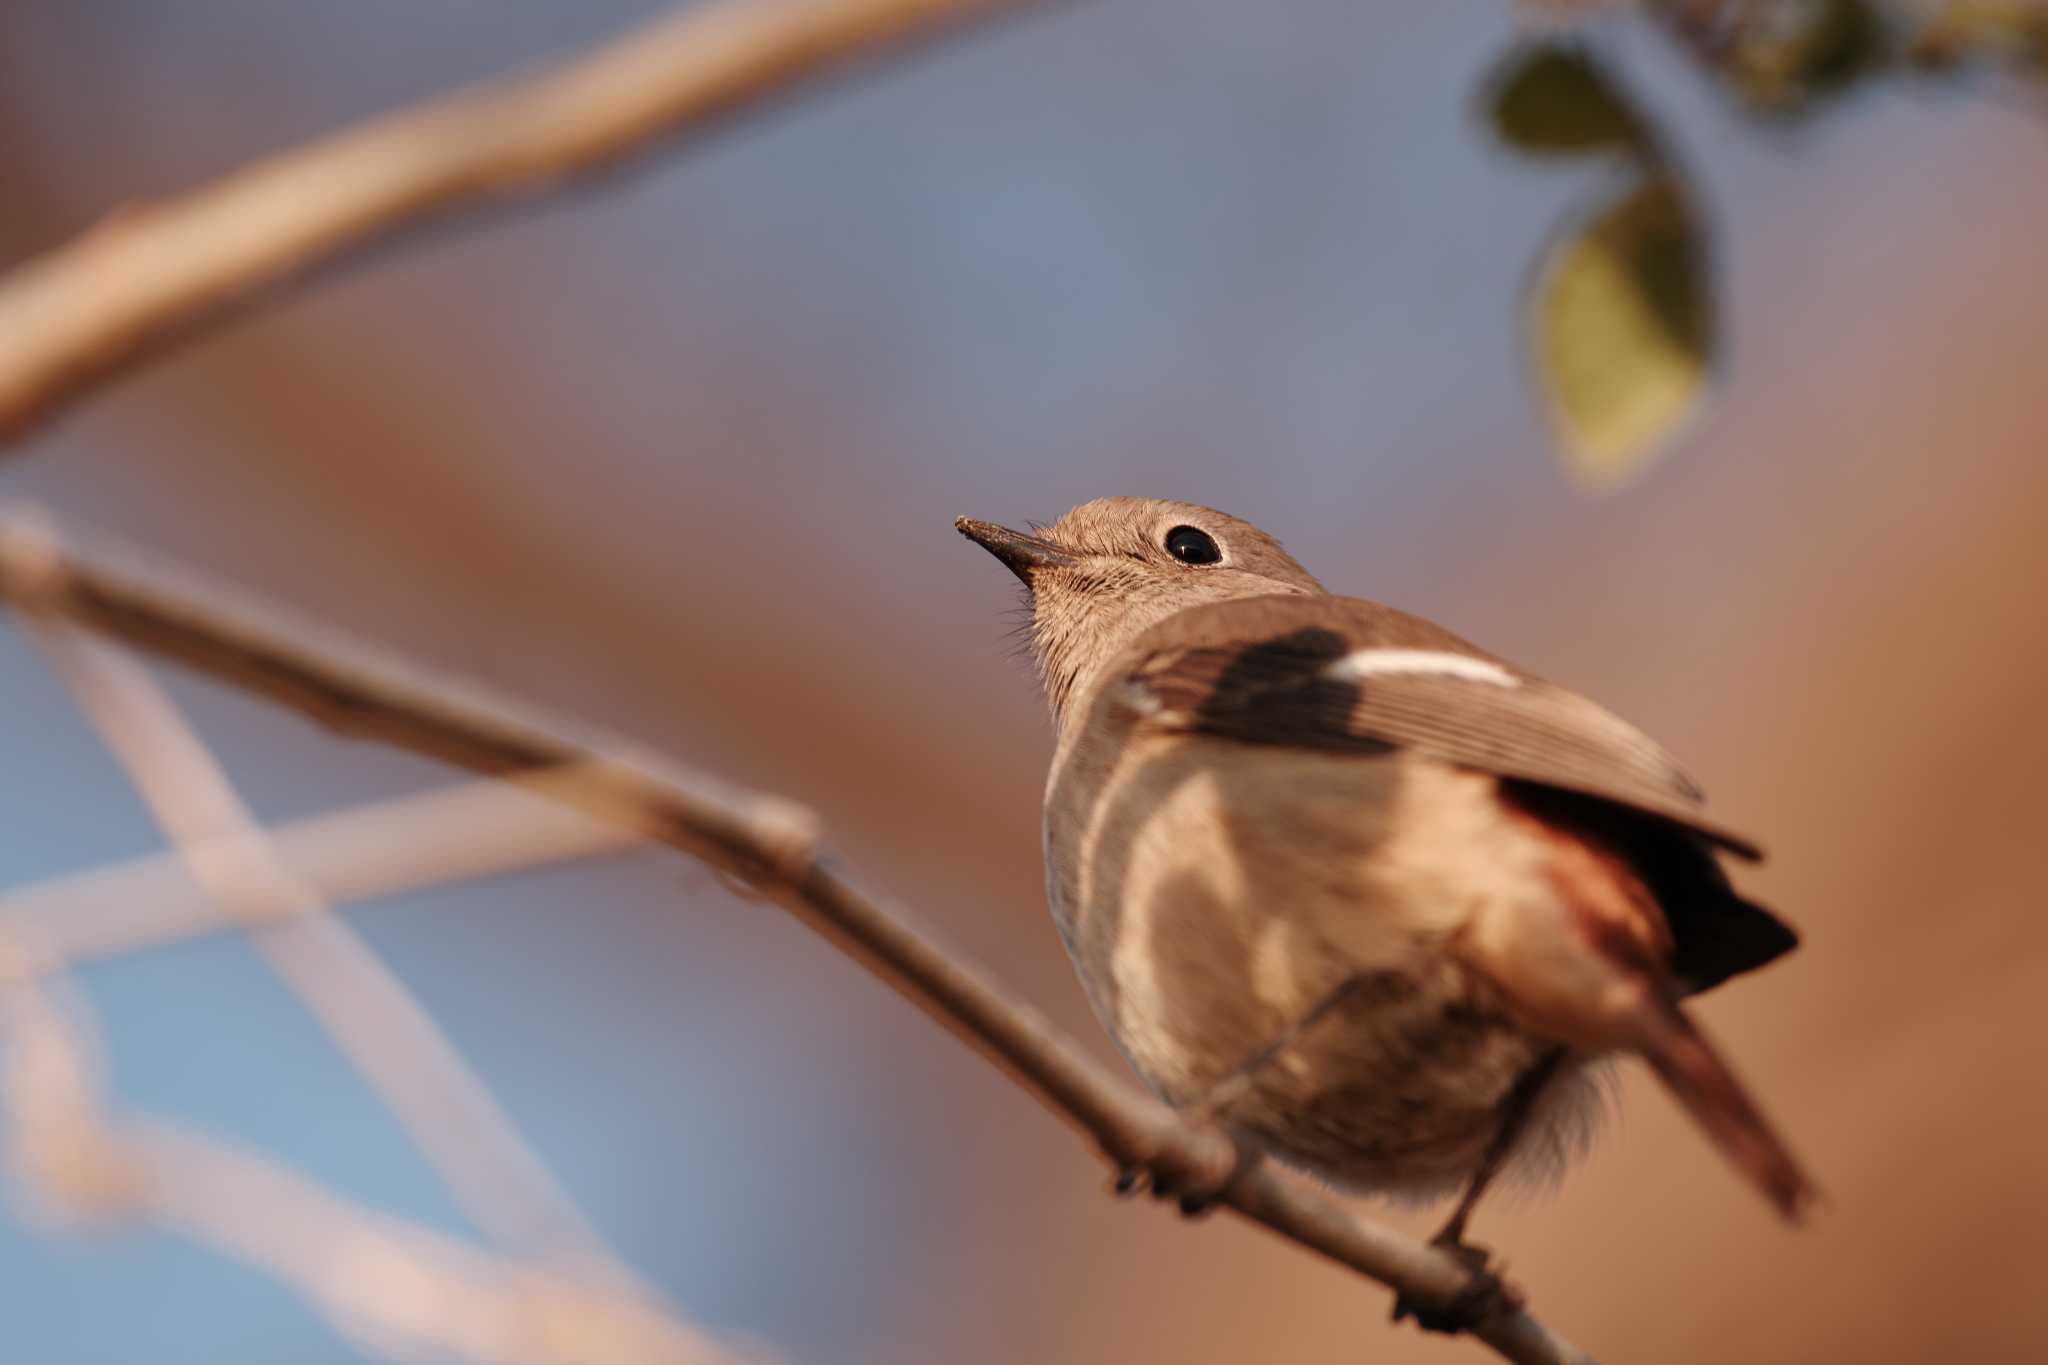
(1164, 525), (1222, 566)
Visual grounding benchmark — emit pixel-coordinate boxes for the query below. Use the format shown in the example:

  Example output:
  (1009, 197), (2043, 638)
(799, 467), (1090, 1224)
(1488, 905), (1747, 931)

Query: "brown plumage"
(956, 497), (1815, 1243)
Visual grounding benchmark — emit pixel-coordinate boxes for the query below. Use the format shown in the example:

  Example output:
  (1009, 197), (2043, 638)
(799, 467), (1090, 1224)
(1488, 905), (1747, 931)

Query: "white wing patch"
(1117, 676), (1176, 720)
(1324, 648), (1519, 688)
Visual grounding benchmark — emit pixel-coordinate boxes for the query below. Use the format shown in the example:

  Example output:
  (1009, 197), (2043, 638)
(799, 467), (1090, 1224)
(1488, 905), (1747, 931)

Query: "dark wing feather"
(1121, 594), (1763, 861)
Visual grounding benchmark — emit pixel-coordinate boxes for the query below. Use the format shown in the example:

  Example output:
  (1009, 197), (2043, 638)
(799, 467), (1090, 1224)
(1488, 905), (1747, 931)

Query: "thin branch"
(0, 777), (647, 966)
(0, 936), (748, 1364)
(0, 928), (135, 1223)
(0, 509), (1596, 1365)
(18, 617), (644, 1285)
(0, 0), (1059, 442)
(124, 1118), (751, 1365)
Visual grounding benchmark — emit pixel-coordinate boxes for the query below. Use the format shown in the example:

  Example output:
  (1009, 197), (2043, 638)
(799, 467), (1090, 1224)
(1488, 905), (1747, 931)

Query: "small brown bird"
(957, 497), (1812, 1321)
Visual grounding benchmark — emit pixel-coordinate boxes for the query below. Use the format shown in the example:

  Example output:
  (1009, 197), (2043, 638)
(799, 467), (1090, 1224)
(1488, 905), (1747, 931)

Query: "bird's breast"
(1042, 713), (1570, 1192)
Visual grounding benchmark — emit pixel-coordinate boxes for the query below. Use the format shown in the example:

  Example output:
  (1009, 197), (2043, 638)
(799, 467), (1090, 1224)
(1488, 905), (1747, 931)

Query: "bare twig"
(0, 928), (137, 1223)
(0, 0), (1060, 442)
(125, 1119), (754, 1365)
(16, 616), (641, 1283)
(0, 777), (646, 966)
(0, 510), (1596, 1365)
(0, 933), (748, 1364)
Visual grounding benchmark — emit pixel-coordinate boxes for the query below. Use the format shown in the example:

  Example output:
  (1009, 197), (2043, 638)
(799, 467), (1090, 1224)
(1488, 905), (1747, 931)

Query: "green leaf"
(1907, 1), (2048, 77)
(1485, 43), (1648, 155)
(1527, 170), (1715, 490)
(1726, 0), (1891, 115)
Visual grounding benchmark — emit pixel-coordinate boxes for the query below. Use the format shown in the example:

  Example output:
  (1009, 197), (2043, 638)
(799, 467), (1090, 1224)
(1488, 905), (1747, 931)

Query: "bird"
(955, 496), (1813, 1328)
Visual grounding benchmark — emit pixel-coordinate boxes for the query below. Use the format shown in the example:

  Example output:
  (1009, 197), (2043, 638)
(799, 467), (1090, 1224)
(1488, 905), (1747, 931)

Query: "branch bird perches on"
(0, 510), (1597, 1365)
(0, 0), (1601, 1355)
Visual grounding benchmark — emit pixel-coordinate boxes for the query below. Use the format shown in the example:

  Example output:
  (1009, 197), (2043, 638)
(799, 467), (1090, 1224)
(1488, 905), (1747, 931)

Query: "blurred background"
(2, 1), (2046, 1361)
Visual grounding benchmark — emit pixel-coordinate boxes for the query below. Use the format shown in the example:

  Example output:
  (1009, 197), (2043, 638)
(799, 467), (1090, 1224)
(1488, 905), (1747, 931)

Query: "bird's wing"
(1117, 593), (1763, 860)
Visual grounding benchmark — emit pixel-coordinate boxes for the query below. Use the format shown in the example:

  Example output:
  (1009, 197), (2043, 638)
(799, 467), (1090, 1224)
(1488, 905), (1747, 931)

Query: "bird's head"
(956, 497), (1321, 716)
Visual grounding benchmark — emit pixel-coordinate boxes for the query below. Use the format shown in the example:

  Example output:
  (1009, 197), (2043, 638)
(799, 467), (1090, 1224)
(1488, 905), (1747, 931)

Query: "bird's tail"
(1635, 995), (1819, 1222)
(1476, 784), (1818, 1220)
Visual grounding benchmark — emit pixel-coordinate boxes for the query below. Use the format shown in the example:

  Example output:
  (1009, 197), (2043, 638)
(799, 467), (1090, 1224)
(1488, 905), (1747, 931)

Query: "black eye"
(1164, 525), (1222, 566)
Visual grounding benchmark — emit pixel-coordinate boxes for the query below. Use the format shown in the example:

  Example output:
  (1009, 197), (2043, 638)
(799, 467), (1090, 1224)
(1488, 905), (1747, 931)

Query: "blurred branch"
(0, 934), (748, 1364)
(125, 1119), (750, 1365)
(17, 617), (644, 1282)
(0, 510), (1595, 1365)
(0, 0), (1058, 443)
(0, 777), (647, 966)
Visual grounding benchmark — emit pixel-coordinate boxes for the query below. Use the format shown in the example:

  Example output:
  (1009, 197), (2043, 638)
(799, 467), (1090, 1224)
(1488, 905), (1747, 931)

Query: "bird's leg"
(1435, 1046), (1567, 1247)
(1115, 975), (1366, 1217)
(1393, 1047), (1567, 1334)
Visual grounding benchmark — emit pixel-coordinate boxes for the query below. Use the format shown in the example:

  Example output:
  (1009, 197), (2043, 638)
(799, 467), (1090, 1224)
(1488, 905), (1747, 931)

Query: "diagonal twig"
(0, 509), (1597, 1365)
(0, 777), (648, 967)
(0, 927), (137, 1223)
(0, 0), (1064, 443)
(0, 931), (749, 1364)
(15, 611), (645, 1287)
(124, 1118), (754, 1365)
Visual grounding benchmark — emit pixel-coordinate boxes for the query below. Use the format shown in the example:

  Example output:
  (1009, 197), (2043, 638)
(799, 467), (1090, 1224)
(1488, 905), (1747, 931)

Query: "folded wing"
(1119, 593), (1797, 989)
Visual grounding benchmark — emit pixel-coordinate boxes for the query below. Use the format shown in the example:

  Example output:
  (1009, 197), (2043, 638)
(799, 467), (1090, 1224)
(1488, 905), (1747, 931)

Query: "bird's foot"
(1391, 1234), (1523, 1335)
(1111, 1142), (1262, 1219)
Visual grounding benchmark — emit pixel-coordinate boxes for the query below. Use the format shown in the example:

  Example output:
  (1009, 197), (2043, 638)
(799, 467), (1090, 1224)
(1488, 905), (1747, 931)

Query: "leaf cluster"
(1488, 0), (2045, 488)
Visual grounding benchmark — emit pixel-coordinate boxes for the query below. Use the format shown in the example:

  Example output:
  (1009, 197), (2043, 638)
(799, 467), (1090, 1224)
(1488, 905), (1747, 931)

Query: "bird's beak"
(954, 516), (1078, 582)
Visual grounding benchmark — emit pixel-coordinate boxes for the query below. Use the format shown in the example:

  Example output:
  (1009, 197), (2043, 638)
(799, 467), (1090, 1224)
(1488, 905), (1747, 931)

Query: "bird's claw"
(1391, 1237), (1523, 1335)
(1110, 1143), (1261, 1220)
(1110, 1162), (1224, 1217)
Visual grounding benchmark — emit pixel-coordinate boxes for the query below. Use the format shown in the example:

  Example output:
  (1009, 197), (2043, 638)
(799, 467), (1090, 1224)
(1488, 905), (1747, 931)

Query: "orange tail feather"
(1637, 997), (1819, 1222)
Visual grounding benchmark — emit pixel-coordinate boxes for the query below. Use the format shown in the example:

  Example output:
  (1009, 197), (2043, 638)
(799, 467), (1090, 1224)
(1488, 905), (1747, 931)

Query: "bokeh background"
(3, 1), (2047, 1361)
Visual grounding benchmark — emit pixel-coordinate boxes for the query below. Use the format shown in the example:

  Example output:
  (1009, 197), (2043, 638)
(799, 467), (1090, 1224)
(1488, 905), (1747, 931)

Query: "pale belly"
(1044, 723), (1600, 1195)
